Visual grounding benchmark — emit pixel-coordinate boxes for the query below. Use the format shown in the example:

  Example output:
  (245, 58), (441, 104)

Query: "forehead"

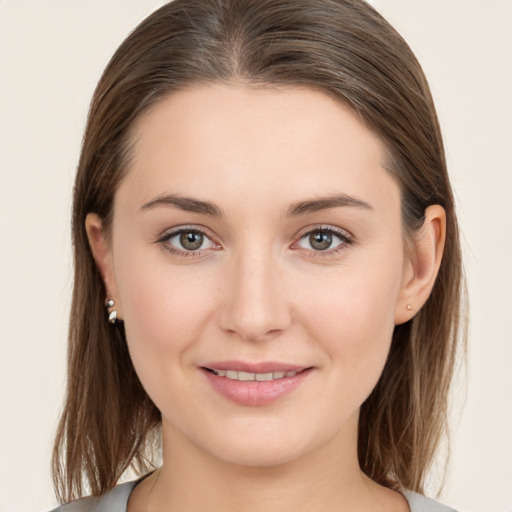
(119, 84), (398, 215)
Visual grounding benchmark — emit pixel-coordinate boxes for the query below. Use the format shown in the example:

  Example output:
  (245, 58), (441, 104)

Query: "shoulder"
(403, 490), (459, 512)
(47, 482), (459, 512)
(48, 481), (137, 512)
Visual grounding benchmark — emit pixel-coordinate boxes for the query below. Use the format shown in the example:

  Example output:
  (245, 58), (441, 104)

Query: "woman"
(51, 0), (465, 511)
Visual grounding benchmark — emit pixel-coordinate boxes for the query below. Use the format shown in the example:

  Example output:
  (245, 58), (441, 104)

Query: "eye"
(158, 227), (218, 255)
(176, 230), (207, 251)
(295, 227), (352, 253)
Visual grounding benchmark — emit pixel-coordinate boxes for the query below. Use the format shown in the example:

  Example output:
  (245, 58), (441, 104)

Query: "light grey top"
(49, 480), (458, 512)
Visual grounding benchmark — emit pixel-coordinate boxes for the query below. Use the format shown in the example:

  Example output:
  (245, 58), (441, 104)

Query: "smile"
(207, 369), (301, 381)
(201, 364), (313, 406)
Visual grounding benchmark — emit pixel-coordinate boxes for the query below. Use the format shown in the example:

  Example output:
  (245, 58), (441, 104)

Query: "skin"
(87, 84), (445, 512)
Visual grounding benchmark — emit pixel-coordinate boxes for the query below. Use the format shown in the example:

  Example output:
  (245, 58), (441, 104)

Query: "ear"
(395, 205), (446, 325)
(85, 213), (122, 317)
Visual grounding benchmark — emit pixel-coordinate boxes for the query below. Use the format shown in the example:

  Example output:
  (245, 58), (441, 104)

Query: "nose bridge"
(219, 242), (291, 341)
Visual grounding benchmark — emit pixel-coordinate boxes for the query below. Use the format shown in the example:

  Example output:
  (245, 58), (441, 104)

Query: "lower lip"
(201, 369), (312, 406)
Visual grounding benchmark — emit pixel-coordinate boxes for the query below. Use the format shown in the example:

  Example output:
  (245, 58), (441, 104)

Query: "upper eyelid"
(158, 225), (214, 241)
(158, 224), (351, 237)
(295, 224), (353, 241)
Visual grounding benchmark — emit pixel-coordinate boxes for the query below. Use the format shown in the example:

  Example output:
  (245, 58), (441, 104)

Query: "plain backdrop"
(1, 1), (511, 511)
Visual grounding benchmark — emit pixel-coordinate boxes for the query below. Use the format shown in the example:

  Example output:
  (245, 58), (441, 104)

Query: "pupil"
(310, 231), (332, 251)
(180, 231), (203, 250)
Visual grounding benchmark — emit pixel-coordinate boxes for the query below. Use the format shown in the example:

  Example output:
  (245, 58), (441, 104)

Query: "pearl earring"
(105, 298), (118, 324)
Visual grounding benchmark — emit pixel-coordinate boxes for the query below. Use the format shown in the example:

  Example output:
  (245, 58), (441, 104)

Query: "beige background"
(1, 1), (511, 511)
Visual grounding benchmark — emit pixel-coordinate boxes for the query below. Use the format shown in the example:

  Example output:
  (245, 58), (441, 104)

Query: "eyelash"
(156, 225), (353, 258)
(293, 225), (353, 257)
(156, 226), (217, 259)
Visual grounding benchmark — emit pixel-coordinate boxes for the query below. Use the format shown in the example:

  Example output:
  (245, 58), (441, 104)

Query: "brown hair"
(53, 0), (466, 503)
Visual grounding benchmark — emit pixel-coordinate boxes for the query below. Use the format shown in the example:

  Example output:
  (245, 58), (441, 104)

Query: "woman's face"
(100, 84), (415, 466)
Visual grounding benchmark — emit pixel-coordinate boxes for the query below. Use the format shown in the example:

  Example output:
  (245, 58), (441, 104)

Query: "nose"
(217, 249), (292, 342)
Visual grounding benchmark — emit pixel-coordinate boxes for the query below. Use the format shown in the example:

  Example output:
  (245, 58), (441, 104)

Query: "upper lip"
(201, 361), (310, 373)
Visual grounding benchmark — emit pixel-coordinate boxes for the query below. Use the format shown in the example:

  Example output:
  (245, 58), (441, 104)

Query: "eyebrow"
(285, 194), (372, 216)
(140, 194), (223, 217)
(140, 192), (372, 217)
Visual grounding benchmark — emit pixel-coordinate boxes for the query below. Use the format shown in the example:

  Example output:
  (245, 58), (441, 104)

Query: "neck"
(140, 416), (399, 512)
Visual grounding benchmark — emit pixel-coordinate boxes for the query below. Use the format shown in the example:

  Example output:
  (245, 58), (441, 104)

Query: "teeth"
(255, 372), (273, 382)
(211, 369), (300, 381)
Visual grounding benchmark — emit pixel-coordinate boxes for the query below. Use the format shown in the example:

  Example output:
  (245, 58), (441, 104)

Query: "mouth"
(200, 362), (313, 406)
(203, 367), (307, 381)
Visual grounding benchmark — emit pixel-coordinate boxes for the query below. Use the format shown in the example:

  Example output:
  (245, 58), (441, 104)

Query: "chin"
(181, 413), (350, 469)
(205, 437), (311, 468)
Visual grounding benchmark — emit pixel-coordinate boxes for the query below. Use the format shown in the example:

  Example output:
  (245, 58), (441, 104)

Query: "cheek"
(113, 248), (216, 382)
(295, 255), (402, 390)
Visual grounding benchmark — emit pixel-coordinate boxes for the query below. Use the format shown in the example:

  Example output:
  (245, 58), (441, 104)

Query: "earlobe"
(395, 205), (446, 325)
(85, 213), (120, 312)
